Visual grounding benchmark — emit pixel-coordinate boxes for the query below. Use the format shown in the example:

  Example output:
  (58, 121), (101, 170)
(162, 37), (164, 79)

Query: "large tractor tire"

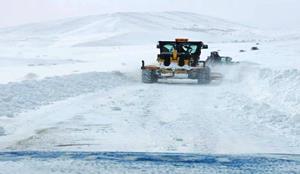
(142, 69), (158, 83)
(197, 67), (211, 84)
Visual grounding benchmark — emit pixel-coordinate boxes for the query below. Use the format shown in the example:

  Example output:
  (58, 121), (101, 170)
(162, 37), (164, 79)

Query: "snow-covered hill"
(0, 11), (265, 47)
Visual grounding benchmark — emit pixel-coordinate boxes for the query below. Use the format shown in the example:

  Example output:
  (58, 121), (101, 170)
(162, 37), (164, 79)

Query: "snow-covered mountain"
(0, 11), (265, 47)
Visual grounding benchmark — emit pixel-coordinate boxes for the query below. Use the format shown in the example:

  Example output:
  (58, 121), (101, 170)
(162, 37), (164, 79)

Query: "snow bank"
(250, 68), (300, 135)
(0, 71), (130, 117)
(218, 64), (300, 147)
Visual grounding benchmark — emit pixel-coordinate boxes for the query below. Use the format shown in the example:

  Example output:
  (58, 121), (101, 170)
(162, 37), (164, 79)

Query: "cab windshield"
(161, 44), (175, 53)
(160, 43), (199, 54)
(179, 43), (198, 54)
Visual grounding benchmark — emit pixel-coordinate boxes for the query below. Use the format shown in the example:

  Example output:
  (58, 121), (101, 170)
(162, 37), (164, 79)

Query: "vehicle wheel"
(197, 67), (211, 84)
(142, 69), (158, 83)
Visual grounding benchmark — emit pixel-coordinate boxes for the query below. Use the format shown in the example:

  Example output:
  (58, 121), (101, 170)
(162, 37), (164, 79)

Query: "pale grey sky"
(0, 0), (299, 29)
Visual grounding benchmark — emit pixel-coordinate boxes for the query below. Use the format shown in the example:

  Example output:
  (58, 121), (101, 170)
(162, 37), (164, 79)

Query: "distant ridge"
(0, 11), (265, 47)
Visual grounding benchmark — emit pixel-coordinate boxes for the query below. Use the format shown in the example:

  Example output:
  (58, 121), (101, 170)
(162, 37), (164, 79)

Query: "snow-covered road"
(0, 64), (299, 154)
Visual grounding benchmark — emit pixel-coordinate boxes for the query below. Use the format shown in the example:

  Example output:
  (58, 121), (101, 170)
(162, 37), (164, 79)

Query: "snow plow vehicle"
(206, 51), (237, 66)
(141, 38), (221, 84)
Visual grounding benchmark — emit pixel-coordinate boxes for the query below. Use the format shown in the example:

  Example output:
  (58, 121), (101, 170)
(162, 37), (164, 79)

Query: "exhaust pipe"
(141, 60), (145, 69)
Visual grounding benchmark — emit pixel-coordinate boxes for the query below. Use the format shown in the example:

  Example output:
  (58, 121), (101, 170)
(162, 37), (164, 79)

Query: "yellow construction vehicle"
(141, 38), (220, 84)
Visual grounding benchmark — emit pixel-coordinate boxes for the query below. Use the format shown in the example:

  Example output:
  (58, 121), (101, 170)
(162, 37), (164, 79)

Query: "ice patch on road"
(0, 152), (299, 174)
(0, 71), (130, 117)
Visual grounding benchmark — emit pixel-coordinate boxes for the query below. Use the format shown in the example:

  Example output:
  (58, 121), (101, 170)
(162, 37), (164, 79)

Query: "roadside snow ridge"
(0, 72), (129, 117)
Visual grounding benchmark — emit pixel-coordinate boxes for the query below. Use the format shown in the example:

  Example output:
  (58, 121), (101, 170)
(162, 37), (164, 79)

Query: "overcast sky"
(0, 0), (299, 30)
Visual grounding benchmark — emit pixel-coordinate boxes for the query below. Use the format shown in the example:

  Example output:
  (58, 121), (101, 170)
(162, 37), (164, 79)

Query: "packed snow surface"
(0, 11), (299, 173)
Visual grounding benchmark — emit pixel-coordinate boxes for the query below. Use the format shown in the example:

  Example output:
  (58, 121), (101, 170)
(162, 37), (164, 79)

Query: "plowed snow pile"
(0, 72), (129, 117)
